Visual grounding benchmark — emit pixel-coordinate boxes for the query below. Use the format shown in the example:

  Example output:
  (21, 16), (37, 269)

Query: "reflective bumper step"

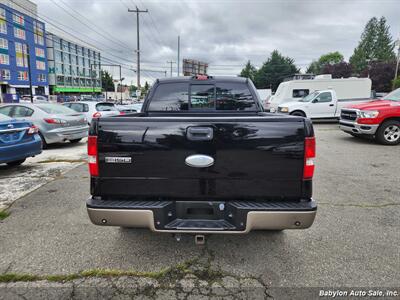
(164, 219), (236, 231)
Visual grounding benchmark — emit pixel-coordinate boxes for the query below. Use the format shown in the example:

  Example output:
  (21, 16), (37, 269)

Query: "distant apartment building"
(0, 2), (48, 101)
(46, 32), (101, 95)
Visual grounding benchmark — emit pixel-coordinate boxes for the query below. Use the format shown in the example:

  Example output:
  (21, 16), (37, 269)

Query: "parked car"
(63, 101), (121, 124)
(268, 75), (371, 112)
(116, 103), (143, 113)
(20, 95), (48, 102)
(276, 89), (371, 119)
(339, 88), (400, 145)
(0, 113), (42, 166)
(0, 103), (88, 148)
(86, 76), (317, 237)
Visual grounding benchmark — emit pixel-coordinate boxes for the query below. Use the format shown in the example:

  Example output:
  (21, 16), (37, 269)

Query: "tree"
(240, 60), (257, 82)
(374, 17), (396, 61)
(101, 71), (114, 92)
(306, 61), (320, 74)
(129, 84), (137, 95)
(350, 17), (395, 74)
(306, 52), (344, 74)
(360, 61), (396, 92)
(321, 62), (353, 78)
(140, 81), (150, 96)
(254, 50), (299, 90)
(393, 76), (400, 89)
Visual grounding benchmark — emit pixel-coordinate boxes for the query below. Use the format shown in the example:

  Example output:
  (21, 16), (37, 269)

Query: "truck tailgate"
(92, 115), (307, 200)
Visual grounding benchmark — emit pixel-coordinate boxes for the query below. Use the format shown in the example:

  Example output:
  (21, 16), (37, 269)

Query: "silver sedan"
(0, 103), (89, 148)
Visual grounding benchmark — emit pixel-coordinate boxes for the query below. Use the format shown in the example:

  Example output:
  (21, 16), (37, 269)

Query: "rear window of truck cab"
(148, 81), (258, 111)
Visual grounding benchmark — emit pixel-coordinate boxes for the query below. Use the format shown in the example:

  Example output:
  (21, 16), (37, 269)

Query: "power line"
(128, 6), (148, 88)
(9, 1), (135, 65)
(167, 61), (176, 77)
(55, 0), (133, 51)
(119, 0), (161, 52)
(1, 4), (155, 83)
(129, 0), (165, 51)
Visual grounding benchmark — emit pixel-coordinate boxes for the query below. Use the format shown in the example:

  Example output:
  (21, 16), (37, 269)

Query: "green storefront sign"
(54, 86), (102, 93)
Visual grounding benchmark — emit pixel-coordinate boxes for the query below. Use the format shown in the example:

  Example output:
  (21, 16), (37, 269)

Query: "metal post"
(119, 65), (122, 104)
(128, 6), (148, 89)
(167, 61), (176, 77)
(177, 35), (180, 76)
(26, 44), (33, 103)
(91, 63), (95, 96)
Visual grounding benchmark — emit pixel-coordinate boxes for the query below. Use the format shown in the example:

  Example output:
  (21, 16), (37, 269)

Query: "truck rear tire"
(375, 120), (400, 145)
(290, 111), (306, 117)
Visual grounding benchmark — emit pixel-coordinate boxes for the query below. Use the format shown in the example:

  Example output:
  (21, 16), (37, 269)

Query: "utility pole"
(26, 44), (33, 103)
(167, 61), (176, 77)
(128, 6), (148, 89)
(177, 35), (180, 76)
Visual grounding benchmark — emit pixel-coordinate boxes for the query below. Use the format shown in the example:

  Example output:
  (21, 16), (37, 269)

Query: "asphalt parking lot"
(0, 123), (399, 299)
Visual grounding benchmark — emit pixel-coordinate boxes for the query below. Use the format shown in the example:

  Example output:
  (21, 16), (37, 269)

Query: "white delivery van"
(267, 75), (371, 112)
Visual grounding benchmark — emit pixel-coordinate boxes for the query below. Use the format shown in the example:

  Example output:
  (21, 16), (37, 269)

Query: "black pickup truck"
(86, 76), (317, 235)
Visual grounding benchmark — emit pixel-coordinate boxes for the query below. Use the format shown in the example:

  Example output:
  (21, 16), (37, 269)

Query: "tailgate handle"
(187, 127), (213, 141)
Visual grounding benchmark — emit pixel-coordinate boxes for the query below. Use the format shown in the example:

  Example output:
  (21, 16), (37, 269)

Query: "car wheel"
(376, 120), (400, 145)
(7, 159), (26, 167)
(290, 111), (306, 117)
(39, 132), (48, 149)
(70, 138), (82, 144)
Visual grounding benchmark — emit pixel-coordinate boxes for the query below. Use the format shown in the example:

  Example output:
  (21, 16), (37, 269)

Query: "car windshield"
(0, 113), (12, 121)
(36, 103), (77, 114)
(299, 91), (319, 102)
(383, 88), (400, 102)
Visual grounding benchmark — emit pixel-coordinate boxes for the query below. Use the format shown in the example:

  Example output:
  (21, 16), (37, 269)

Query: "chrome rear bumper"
(87, 199), (317, 233)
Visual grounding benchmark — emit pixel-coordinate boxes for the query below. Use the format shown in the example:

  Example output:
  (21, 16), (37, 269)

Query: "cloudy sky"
(35, 0), (400, 85)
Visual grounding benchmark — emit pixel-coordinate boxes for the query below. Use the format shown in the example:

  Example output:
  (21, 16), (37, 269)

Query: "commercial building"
(182, 59), (208, 76)
(46, 32), (101, 96)
(0, 1), (48, 102)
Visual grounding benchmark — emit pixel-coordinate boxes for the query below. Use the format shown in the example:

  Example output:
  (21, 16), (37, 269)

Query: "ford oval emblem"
(185, 154), (214, 168)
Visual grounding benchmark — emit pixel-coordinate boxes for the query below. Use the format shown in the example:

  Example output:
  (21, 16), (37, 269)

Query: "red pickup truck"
(339, 88), (400, 145)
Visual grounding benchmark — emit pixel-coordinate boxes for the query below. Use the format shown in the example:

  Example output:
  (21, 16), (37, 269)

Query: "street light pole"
(26, 44), (33, 103)
(119, 66), (123, 104)
(91, 63), (95, 96)
(177, 35), (180, 76)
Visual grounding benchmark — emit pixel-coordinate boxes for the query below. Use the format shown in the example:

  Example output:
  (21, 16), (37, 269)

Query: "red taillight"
(88, 136), (99, 176)
(303, 136), (316, 179)
(93, 112), (101, 118)
(119, 111), (125, 115)
(195, 75), (209, 80)
(27, 125), (39, 135)
(44, 118), (65, 124)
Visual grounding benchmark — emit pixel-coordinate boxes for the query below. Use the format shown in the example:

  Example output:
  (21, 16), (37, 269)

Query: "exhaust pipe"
(195, 234), (205, 245)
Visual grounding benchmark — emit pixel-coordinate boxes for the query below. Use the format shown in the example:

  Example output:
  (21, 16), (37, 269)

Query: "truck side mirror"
(312, 98), (320, 103)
